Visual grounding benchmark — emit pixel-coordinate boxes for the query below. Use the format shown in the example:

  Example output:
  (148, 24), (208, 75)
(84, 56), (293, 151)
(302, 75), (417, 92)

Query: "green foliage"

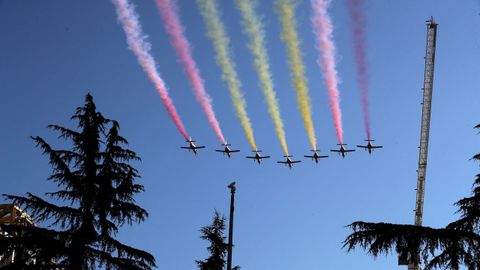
(344, 125), (480, 270)
(0, 94), (156, 269)
(196, 211), (228, 270)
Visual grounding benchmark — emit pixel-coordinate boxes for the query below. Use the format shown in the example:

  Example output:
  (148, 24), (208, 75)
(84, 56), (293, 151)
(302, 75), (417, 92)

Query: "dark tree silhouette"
(344, 125), (480, 270)
(197, 211), (228, 270)
(196, 211), (241, 270)
(0, 94), (156, 269)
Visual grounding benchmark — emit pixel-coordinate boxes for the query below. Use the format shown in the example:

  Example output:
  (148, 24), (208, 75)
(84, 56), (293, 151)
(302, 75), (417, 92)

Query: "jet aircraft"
(277, 155), (301, 169)
(330, 144), (355, 158)
(304, 149), (328, 163)
(215, 143), (240, 158)
(181, 138), (205, 155)
(246, 149), (270, 164)
(357, 139), (383, 154)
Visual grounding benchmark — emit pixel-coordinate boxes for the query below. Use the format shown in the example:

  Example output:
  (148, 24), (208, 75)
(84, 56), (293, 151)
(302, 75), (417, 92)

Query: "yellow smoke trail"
(235, 0), (289, 155)
(276, 0), (317, 150)
(197, 0), (256, 150)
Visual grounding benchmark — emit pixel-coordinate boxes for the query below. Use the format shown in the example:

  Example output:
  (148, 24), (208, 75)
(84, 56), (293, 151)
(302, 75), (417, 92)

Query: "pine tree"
(196, 211), (228, 270)
(0, 94), (156, 269)
(343, 125), (480, 270)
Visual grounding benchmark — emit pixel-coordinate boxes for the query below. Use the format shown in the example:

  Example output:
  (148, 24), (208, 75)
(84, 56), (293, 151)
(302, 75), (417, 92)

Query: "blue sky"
(1, 0), (480, 269)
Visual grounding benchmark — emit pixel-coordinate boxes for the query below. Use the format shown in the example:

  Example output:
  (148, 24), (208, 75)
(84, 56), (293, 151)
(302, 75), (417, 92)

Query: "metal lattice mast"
(409, 17), (437, 270)
(414, 17), (437, 227)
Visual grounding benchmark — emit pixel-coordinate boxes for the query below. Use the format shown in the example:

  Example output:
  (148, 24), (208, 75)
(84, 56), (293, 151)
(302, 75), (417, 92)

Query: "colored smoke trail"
(154, 0), (225, 144)
(276, 0), (317, 150)
(311, 0), (344, 144)
(111, 0), (188, 140)
(197, 0), (257, 150)
(235, 0), (289, 155)
(347, 0), (371, 140)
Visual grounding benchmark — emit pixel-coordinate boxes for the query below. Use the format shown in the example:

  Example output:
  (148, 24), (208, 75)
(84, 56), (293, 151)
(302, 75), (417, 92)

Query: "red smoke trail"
(155, 0), (226, 144)
(347, 0), (371, 140)
(311, 0), (344, 144)
(112, 0), (189, 140)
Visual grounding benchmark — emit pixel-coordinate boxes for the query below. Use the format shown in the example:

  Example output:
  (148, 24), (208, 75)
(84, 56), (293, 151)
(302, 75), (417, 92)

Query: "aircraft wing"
(371, 146), (383, 149)
(345, 149), (356, 152)
(246, 156), (256, 159)
(181, 147), (190, 149)
(215, 150), (226, 153)
(319, 155), (328, 158)
(304, 155), (315, 158)
(261, 156), (271, 159)
(230, 150), (240, 153)
(196, 146), (206, 149)
(357, 145), (368, 148)
(330, 150), (341, 152)
(291, 160), (301, 163)
(277, 161), (288, 164)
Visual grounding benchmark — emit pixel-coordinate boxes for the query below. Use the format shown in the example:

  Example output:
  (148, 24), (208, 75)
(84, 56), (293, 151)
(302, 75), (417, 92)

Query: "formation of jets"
(181, 138), (383, 168)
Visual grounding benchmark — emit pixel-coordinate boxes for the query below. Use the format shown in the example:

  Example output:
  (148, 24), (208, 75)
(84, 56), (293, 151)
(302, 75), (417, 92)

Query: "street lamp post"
(226, 182), (236, 270)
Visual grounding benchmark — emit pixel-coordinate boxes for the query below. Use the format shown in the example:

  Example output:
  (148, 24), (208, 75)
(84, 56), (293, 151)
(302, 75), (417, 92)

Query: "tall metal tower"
(414, 16), (437, 229)
(411, 17), (438, 270)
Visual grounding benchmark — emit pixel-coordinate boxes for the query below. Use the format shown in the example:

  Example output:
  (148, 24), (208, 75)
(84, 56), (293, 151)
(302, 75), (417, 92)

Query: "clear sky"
(1, 0), (480, 269)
